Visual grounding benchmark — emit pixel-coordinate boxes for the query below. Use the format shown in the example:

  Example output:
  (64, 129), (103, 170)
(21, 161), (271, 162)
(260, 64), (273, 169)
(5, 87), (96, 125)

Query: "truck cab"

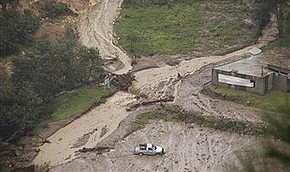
(134, 143), (165, 155)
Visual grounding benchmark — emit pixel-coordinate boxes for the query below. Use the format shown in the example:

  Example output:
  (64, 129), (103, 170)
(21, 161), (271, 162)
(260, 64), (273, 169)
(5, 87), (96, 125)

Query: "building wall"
(212, 69), (272, 95)
(288, 76), (290, 92)
(268, 65), (290, 75)
(272, 73), (289, 92)
(264, 73), (275, 93)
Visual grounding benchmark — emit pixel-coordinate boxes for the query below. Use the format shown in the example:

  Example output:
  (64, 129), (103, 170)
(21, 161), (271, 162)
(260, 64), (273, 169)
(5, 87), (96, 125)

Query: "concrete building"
(212, 49), (290, 95)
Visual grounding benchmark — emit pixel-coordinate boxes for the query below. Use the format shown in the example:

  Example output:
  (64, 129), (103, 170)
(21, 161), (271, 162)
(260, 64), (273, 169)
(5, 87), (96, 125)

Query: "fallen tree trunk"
(127, 96), (174, 111)
(77, 146), (113, 154)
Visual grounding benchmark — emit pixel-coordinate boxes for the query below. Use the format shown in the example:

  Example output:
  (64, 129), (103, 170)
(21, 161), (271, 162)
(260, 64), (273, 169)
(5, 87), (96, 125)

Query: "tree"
(255, 0), (289, 37)
(275, 0), (288, 38)
(0, 28), (104, 141)
(42, 1), (73, 20)
(77, 46), (103, 83)
(0, 60), (43, 141)
(0, 10), (39, 57)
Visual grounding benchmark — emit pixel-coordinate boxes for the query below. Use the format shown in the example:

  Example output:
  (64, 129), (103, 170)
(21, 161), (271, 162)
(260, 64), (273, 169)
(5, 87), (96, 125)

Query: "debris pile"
(104, 73), (135, 91)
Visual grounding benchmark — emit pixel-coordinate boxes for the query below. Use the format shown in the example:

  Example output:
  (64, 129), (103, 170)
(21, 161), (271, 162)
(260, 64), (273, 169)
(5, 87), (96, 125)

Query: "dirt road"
(33, 0), (277, 171)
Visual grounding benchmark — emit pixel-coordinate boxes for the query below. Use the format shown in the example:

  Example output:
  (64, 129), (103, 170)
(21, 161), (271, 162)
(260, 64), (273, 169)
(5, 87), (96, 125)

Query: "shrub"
(42, 1), (73, 20)
(0, 10), (39, 56)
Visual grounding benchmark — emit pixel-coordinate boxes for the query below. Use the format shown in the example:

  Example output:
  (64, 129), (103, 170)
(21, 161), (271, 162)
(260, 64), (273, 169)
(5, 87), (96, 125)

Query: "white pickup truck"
(134, 143), (165, 155)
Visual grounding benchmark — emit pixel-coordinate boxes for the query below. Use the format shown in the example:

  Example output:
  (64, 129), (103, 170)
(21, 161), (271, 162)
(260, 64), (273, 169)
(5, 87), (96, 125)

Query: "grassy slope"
(115, 0), (257, 56)
(52, 86), (112, 121)
(203, 86), (290, 114)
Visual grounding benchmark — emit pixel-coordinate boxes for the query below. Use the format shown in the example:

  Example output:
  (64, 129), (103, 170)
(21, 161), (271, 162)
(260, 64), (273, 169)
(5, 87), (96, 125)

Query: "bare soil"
(32, 0), (278, 171)
(51, 122), (257, 172)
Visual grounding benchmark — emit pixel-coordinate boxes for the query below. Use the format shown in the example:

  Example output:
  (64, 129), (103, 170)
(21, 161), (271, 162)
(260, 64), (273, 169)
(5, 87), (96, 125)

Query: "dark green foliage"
(253, 1), (271, 35)
(264, 4), (290, 48)
(254, 0), (289, 37)
(11, 29), (103, 101)
(0, 66), (14, 103)
(0, 10), (39, 56)
(42, 1), (73, 20)
(0, 76), (43, 140)
(0, 28), (104, 141)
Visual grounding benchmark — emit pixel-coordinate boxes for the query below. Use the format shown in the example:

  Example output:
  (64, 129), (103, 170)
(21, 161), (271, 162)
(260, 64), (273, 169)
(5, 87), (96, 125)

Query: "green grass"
(203, 86), (290, 114)
(127, 106), (263, 137)
(255, 92), (290, 114)
(51, 86), (112, 121)
(128, 109), (177, 134)
(114, 0), (257, 56)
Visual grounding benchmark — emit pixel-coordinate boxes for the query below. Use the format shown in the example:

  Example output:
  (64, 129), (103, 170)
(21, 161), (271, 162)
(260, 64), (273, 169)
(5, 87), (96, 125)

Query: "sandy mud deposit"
(33, 92), (136, 166)
(51, 123), (257, 172)
(78, 0), (132, 74)
(32, 0), (278, 170)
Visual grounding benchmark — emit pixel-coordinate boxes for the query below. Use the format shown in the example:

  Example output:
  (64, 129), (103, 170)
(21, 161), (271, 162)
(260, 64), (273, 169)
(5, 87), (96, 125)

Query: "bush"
(0, 10), (39, 57)
(0, 28), (105, 142)
(43, 1), (73, 20)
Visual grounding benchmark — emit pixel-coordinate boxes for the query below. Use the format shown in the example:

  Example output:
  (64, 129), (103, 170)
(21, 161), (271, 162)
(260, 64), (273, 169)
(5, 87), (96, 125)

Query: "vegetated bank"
(115, 0), (259, 56)
(202, 86), (290, 115)
(127, 106), (265, 138)
(0, 0), (111, 169)
(51, 86), (112, 121)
